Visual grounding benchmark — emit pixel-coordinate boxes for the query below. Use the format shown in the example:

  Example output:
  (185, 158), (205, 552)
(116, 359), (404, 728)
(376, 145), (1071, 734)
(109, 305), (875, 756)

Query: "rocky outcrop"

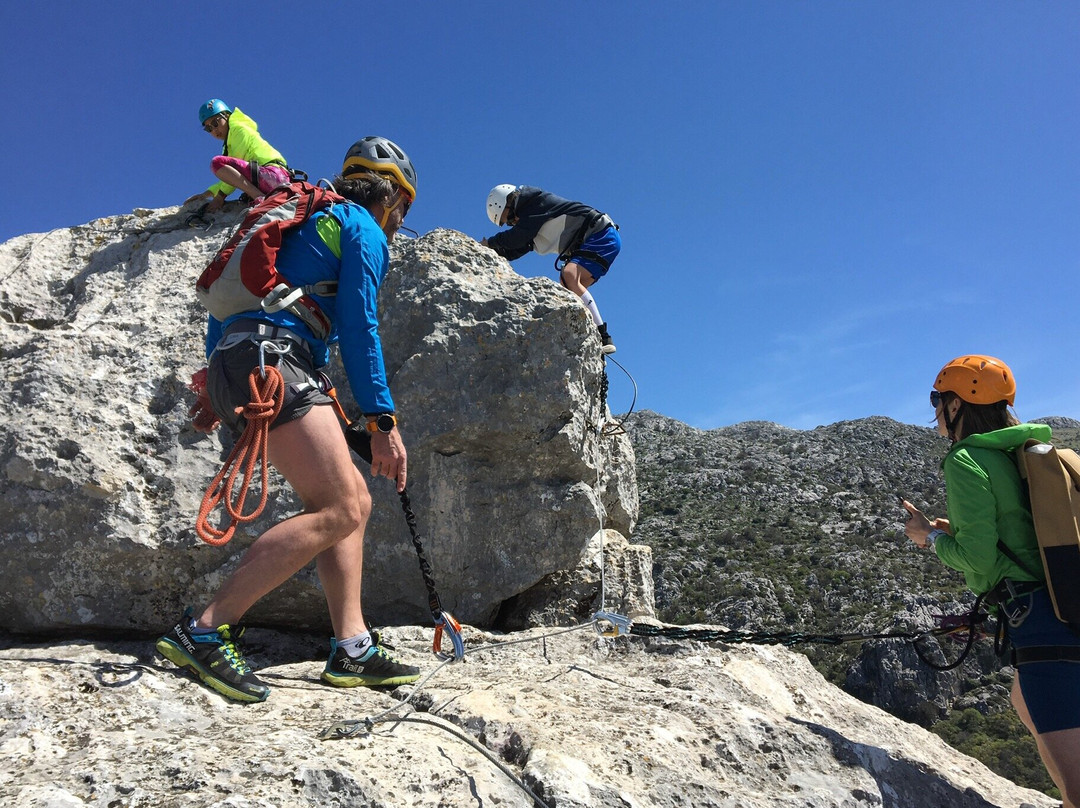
(0, 626), (1055, 808)
(0, 206), (638, 634)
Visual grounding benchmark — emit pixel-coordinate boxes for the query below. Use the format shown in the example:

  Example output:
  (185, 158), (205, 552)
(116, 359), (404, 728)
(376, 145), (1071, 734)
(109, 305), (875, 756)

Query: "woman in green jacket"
(184, 99), (290, 212)
(903, 355), (1079, 806)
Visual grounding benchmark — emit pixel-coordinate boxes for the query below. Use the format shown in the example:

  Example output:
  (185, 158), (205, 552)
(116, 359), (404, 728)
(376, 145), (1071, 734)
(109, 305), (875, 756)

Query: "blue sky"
(2, 3), (1077, 430)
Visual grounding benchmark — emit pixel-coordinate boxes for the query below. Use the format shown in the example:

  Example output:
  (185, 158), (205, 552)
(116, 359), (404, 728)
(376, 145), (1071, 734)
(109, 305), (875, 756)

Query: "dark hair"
(940, 390), (1019, 440)
(332, 172), (396, 209)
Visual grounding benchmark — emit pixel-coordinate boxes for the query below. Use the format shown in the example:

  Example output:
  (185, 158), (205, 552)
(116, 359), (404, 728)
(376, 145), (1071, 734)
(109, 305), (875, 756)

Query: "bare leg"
(212, 164), (264, 200)
(1012, 675), (1080, 806)
(197, 404), (368, 629)
(559, 261), (595, 298)
(314, 465), (371, 640)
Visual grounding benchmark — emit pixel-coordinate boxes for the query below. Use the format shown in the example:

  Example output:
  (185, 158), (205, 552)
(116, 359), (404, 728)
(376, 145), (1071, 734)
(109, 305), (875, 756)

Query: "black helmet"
(342, 136), (417, 200)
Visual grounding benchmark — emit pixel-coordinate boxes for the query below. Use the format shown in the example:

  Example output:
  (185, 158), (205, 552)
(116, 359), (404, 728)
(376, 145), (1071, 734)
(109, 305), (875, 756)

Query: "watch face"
(377, 414), (395, 433)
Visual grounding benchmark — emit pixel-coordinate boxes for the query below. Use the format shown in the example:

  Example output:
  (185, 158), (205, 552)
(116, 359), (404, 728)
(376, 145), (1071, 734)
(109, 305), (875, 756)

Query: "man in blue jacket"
(157, 137), (421, 703)
(482, 185), (621, 354)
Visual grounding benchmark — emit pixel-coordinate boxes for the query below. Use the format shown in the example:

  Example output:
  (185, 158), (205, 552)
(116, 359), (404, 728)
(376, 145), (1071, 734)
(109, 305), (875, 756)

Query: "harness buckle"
(592, 611), (632, 638)
(433, 611), (465, 662)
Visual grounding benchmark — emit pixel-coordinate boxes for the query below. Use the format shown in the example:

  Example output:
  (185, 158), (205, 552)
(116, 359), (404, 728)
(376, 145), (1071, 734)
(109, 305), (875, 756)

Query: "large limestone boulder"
(0, 205), (639, 634)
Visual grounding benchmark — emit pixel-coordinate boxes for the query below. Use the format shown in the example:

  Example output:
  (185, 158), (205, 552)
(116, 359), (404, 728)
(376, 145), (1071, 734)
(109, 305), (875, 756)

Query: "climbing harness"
(552, 213), (618, 274)
(194, 341), (286, 546)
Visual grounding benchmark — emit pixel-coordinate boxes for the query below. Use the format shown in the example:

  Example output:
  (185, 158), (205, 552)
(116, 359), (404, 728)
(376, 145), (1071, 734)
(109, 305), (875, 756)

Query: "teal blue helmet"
(198, 99), (231, 125)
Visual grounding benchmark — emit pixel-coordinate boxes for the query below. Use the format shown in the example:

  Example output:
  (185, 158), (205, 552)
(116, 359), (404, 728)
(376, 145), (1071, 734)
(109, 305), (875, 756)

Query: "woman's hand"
(184, 190), (212, 206)
(901, 499), (939, 549)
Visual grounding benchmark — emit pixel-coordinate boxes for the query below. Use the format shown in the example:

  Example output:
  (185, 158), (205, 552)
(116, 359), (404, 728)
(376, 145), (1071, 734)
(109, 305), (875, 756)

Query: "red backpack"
(195, 181), (345, 340)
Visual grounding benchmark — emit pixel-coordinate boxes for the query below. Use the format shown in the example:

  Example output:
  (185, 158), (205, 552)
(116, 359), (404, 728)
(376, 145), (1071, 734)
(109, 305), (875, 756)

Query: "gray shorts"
(207, 330), (332, 435)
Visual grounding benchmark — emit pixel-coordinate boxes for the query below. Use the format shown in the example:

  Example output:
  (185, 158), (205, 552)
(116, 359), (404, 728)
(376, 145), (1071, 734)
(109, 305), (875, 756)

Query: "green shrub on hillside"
(932, 709), (1058, 798)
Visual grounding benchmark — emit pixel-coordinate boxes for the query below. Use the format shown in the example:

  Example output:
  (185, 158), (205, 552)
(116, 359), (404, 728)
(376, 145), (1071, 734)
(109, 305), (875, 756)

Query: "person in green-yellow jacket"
(901, 354), (1079, 806)
(184, 99), (289, 213)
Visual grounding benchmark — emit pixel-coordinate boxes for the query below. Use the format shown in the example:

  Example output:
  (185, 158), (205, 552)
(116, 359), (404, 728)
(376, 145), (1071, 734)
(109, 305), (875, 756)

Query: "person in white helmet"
(482, 184), (620, 354)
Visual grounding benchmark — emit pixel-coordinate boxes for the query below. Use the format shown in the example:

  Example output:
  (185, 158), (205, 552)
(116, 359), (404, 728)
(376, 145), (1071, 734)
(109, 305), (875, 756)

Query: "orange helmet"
(934, 355), (1016, 405)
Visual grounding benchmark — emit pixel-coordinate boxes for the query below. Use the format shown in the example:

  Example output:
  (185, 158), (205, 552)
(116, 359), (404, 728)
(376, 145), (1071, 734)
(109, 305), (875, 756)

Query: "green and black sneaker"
(321, 637), (420, 688)
(156, 608), (269, 703)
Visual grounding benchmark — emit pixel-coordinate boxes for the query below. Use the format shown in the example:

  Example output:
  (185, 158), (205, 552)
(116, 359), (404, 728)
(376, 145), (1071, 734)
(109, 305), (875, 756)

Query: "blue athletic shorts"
(1002, 587), (1080, 733)
(569, 225), (621, 282)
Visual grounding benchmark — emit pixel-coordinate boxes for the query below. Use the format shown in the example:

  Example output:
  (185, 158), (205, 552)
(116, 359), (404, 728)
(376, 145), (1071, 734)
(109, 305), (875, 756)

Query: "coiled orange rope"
(195, 366), (284, 546)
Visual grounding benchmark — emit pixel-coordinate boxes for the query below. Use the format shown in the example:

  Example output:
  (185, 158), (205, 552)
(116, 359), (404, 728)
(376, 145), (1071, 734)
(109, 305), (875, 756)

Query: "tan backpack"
(1015, 439), (1080, 632)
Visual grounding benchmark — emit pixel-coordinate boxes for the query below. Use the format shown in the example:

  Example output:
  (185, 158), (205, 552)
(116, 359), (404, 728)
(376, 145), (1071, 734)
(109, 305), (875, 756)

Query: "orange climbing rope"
(195, 366), (284, 546)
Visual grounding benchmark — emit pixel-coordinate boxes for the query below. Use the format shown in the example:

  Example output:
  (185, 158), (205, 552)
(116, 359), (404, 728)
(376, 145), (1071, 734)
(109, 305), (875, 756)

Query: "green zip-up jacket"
(208, 108), (287, 197)
(937, 422), (1050, 595)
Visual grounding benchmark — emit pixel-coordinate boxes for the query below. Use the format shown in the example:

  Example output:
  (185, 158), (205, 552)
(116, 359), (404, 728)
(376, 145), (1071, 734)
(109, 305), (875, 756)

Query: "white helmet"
(486, 184), (517, 226)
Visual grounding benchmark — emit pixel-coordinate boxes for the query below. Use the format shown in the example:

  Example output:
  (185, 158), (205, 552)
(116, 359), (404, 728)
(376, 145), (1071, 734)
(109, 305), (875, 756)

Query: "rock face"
(0, 627), (1055, 808)
(0, 206), (638, 634)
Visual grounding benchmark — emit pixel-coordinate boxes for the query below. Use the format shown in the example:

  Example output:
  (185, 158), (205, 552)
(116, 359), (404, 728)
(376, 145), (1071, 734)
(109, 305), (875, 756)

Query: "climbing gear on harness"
(983, 577), (1045, 609)
(342, 136), (418, 200)
(934, 355), (1016, 406)
(195, 182), (345, 340)
(486, 184), (517, 225)
(1012, 439), (1080, 635)
(339, 413), (465, 662)
(194, 361), (284, 546)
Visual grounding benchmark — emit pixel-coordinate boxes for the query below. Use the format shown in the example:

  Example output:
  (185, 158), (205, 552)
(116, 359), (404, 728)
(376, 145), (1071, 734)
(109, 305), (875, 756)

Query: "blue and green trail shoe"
(321, 637), (420, 688)
(156, 608), (269, 703)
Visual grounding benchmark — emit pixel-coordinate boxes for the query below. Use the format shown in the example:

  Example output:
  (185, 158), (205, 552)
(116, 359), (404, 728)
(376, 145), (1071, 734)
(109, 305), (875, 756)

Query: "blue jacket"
(205, 202), (395, 413)
(486, 186), (613, 260)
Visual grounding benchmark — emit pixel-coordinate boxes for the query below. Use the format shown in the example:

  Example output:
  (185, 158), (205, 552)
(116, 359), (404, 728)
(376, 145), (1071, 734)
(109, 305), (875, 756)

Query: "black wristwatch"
(365, 413), (397, 434)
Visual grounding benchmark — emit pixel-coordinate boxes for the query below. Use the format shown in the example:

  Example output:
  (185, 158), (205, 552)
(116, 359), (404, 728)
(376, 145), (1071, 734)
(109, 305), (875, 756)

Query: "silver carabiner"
(592, 611), (632, 638)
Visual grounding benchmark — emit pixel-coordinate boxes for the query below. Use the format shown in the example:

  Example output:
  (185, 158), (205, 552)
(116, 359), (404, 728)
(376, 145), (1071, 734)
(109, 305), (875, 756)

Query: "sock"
(337, 631), (373, 658)
(188, 617), (216, 636)
(579, 290), (604, 326)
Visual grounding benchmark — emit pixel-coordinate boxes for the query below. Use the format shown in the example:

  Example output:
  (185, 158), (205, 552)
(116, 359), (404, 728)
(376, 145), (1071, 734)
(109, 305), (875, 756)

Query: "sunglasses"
(393, 185), (413, 217)
(202, 115), (224, 133)
(930, 390), (942, 408)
